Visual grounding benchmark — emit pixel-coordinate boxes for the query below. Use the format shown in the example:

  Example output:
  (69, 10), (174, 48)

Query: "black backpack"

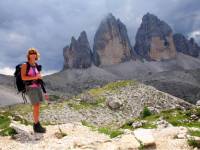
(14, 62), (42, 103)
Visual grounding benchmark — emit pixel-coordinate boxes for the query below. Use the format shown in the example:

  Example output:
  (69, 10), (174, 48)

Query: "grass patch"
(140, 106), (152, 119)
(66, 97), (106, 110)
(81, 120), (123, 138)
(189, 129), (200, 137)
(67, 101), (93, 110)
(81, 120), (96, 130)
(0, 112), (18, 137)
(0, 127), (17, 137)
(98, 127), (124, 138)
(87, 80), (137, 97)
(103, 80), (136, 92)
(161, 109), (200, 128)
(0, 115), (11, 129)
(1, 104), (32, 116)
(121, 107), (200, 130)
(187, 138), (200, 148)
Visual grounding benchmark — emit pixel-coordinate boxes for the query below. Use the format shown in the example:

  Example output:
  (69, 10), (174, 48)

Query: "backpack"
(14, 62), (42, 103)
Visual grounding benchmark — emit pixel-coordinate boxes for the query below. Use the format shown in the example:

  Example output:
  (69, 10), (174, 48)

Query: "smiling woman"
(21, 48), (49, 133)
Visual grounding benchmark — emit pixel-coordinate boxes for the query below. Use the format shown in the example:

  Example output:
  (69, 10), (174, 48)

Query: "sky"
(0, 0), (200, 75)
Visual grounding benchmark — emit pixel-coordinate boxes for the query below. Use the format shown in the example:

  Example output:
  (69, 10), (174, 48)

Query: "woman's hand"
(44, 93), (49, 101)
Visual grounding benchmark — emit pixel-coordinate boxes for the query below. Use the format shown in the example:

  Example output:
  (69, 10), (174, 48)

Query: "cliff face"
(63, 31), (92, 69)
(93, 13), (133, 66)
(173, 33), (200, 57)
(134, 13), (177, 61)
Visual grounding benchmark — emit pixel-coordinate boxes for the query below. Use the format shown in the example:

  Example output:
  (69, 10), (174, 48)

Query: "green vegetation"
(0, 115), (11, 129)
(187, 138), (200, 148)
(1, 104), (32, 116)
(0, 112), (16, 137)
(81, 120), (96, 130)
(87, 80), (137, 97)
(66, 97), (106, 110)
(0, 127), (17, 137)
(188, 129), (200, 137)
(122, 107), (200, 130)
(81, 120), (123, 138)
(66, 80), (137, 110)
(140, 106), (152, 118)
(98, 127), (124, 138)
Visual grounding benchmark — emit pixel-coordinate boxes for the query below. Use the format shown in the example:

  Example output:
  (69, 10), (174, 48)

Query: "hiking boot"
(33, 122), (46, 133)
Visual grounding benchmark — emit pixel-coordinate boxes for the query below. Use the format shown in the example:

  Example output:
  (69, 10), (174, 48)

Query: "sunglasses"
(29, 50), (37, 54)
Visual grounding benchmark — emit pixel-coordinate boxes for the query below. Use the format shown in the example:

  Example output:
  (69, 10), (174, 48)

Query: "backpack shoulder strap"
(35, 63), (42, 72)
(25, 62), (31, 76)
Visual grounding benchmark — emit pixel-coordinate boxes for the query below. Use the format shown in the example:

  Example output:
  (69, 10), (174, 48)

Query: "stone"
(132, 120), (147, 128)
(63, 31), (92, 69)
(93, 13), (133, 66)
(156, 118), (172, 129)
(80, 92), (97, 104)
(115, 134), (140, 149)
(107, 97), (123, 110)
(134, 13), (177, 61)
(133, 128), (155, 146)
(196, 100), (200, 106)
(173, 33), (200, 57)
(190, 114), (199, 121)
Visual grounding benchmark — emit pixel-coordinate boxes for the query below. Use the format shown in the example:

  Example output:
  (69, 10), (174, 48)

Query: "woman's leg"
(33, 102), (40, 124)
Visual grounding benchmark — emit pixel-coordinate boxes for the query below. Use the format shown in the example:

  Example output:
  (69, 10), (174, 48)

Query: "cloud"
(0, 66), (58, 76)
(0, 67), (14, 76)
(0, 0), (200, 74)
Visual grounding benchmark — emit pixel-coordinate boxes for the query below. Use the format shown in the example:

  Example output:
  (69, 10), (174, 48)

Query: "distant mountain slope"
(0, 85), (22, 107)
(1, 53), (200, 106)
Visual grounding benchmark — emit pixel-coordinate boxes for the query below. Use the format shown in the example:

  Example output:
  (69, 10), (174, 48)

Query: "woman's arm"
(21, 63), (41, 81)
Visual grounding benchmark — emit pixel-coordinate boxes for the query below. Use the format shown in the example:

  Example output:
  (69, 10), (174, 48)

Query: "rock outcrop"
(63, 31), (92, 69)
(173, 33), (200, 57)
(134, 13), (177, 61)
(93, 13), (132, 66)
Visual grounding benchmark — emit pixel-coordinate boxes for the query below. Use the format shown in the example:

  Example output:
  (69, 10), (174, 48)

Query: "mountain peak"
(63, 31), (92, 69)
(93, 14), (133, 66)
(134, 13), (176, 61)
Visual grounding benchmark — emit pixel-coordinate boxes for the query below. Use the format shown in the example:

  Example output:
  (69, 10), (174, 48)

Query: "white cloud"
(41, 70), (59, 76)
(0, 67), (15, 76)
(189, 30), (200, 44)
(0, 66), (58, 76)
(189, 30), (200, 38)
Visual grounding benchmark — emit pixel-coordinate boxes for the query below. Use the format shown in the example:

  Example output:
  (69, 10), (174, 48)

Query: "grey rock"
(196, 100), (200, 106)
(173, 33), (200, 57)
(63, 31), (92, 69)
(107, 97), (123, 110)
(156, 118), (172, 128)
(132, 120), (147, 128)
(190, 114), (199, 120)
(134, 13), (176, 61)
(93, 13), (133, 66)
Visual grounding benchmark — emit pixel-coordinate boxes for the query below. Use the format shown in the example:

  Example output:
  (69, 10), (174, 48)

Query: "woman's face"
(29, 53), (37, 61)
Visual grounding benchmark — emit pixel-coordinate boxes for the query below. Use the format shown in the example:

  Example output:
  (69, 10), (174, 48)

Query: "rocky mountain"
(173, 33), (200, 57)
(134, 13), (177, 61)
(63, 31), (92, 69)
(93, 13), (133, 66)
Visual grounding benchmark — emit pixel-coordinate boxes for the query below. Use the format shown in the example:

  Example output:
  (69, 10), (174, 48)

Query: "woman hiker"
(21, 48), (48, 133)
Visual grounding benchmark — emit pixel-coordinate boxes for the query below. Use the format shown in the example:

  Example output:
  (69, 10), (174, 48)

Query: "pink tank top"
(27, 65), (41, 88)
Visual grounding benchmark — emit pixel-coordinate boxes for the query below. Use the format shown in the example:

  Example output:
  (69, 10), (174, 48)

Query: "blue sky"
(0, 0), (200, 75)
